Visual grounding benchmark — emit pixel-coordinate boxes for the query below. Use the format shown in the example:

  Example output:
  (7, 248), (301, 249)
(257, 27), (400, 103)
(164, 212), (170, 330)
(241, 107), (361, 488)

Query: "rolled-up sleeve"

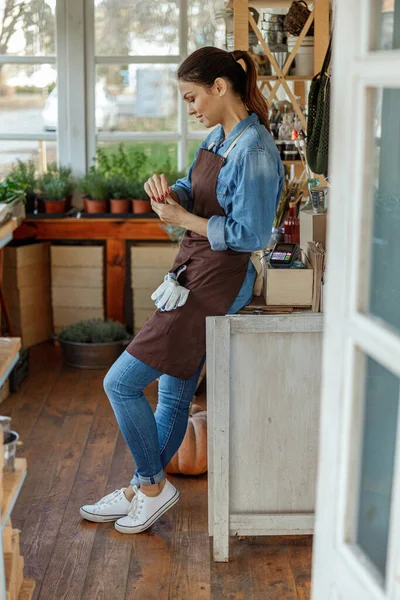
(207, 149), (282, 252)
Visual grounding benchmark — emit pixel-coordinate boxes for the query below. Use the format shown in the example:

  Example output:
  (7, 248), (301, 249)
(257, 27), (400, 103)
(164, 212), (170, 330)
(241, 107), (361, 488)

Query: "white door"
(312, 1), (400, 599)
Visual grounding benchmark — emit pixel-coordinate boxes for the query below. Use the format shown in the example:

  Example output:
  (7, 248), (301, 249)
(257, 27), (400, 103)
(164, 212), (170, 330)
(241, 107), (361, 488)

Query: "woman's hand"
(151, 195), (188, 228)
(144, 173), (172, 203)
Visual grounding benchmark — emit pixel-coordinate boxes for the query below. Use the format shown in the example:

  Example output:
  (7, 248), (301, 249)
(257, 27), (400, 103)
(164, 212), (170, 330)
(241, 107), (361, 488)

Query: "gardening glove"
(151, 265), (190, 311)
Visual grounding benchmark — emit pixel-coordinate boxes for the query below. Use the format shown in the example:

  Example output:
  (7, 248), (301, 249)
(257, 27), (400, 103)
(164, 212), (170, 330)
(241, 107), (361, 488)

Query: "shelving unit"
(0, 218), (34, 599)
(227, 0), (330, 174)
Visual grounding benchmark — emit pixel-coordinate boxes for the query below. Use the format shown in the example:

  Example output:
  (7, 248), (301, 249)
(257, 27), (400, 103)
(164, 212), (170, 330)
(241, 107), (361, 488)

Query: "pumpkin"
(165, 403), (207, 475)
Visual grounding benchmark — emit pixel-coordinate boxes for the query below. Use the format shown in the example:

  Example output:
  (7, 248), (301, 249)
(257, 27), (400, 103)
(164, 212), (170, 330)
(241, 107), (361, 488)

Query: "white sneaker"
(80, 488), (132, 523)
(115, 479), (180, 534)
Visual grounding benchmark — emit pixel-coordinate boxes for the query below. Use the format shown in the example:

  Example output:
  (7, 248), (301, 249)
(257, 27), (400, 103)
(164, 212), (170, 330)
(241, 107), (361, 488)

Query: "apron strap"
(207, 121), (253, 155)
(223, 122), (253, 158)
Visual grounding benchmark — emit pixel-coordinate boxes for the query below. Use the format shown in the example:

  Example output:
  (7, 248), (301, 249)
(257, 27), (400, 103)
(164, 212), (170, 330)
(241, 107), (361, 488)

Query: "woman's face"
(179, 80), (225, 128)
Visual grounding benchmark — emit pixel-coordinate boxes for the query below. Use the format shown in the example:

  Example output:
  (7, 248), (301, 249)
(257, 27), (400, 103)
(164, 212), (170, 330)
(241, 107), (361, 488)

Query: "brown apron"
(127, 124), (253, 379)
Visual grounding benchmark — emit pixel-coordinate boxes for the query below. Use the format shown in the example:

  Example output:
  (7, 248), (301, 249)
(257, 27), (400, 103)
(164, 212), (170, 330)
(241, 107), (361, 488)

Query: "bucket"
(3, 430), (19, 474)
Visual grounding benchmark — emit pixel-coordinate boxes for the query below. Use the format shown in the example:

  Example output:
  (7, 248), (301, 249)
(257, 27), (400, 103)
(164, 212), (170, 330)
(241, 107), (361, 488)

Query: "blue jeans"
(103, 267), (255, 487)
(104, 352), (205, 486)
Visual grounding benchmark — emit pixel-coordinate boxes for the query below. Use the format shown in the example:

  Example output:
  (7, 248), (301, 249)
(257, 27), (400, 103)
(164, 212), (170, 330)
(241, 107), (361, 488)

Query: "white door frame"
(312, 0), (400, 598)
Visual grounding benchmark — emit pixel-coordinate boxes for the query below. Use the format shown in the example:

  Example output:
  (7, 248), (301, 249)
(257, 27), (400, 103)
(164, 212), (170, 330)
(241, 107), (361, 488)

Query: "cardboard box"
(53, 307), (104, 331)
(51, 245), (103, 268)
(263, 261), (314, 307)
(51, 246), (104, 332)
(51, 267), (103, 288)
(4, 242), (49, 269)
(52, 287), (104, 309)
(300, 210), (327, 254)
(3, 263), (50, 291)
(3, 243), (52, 347)
(131, 244), (179, 332)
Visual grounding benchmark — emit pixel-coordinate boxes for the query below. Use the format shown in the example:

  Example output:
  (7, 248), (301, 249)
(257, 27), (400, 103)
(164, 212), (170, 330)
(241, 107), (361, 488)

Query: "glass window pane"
(371, 0), (400, 50)
(0, 0), (55, 56)
(96, 65), (177, 132)
(188, 0), (226, 53)
(367, 88), (400, 332)
(0, 65), (56, 134)
(0, 140), (57, 179)
(96, 141), (179, 178)
(95, 1), (179, 55)
(356, 355), (399, 580)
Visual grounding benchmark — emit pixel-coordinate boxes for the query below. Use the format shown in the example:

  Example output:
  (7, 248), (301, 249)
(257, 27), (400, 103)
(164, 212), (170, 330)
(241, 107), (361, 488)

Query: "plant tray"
(26, 211), (158, 220)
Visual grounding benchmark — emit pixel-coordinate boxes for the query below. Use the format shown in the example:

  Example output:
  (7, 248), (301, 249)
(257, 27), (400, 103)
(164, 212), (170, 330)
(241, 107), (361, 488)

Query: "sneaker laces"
(96, 487), (127, 507)
(127, 486), (144, 521)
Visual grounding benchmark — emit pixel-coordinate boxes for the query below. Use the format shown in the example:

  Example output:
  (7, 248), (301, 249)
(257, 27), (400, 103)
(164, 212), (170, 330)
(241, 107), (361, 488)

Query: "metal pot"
(59, 337), (132, 369)
(4, 430), (19, 474)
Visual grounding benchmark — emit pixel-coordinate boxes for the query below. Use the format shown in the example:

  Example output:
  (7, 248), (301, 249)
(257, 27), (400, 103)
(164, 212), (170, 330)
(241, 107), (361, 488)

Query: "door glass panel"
(367, 88), (400, 332)
(356, 355), (400, 579)
(371, 0), (400, 50)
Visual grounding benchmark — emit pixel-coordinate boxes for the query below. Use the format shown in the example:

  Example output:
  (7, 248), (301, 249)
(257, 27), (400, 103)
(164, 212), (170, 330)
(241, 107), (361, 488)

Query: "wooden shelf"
(1, 459), (27, 530)
(282, 160), (303, 165)
(18, 579), (35, 600)
(226, 0), (292, 8)
(0, 338), (21, 389)
(258, 75), (313, 81)
(0, 218), (19, 250)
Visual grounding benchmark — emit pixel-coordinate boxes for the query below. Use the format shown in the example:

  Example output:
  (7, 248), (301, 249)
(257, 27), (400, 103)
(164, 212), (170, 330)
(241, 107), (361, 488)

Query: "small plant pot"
(86, 198), (108, 213)
(43, 198), (66, 213)
(132, 198), (152, 214)
(110, 198), (131, 214)
(58, 338), (131, 369)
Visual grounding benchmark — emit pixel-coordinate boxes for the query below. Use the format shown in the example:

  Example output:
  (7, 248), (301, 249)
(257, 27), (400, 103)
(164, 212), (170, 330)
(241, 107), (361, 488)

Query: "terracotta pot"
(86, 198), (108, 213)
(132, 199), (152, 214)
(43, 199), (66, 214)
(110, 198), (131, 214)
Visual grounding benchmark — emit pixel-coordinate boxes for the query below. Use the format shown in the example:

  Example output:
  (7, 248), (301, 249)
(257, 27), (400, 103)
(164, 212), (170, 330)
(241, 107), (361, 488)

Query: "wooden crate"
(51, 246), (104, 331)
(131, 244), (179, 333)
(3, 244), (52, 347)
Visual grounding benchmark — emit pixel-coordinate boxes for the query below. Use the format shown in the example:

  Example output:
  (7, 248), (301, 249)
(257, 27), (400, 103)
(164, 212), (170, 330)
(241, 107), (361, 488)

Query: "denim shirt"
(171, 112), (285, 311)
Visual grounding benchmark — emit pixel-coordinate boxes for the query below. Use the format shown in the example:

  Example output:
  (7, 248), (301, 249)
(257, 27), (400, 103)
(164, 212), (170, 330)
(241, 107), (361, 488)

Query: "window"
(0, 0), (57, 175)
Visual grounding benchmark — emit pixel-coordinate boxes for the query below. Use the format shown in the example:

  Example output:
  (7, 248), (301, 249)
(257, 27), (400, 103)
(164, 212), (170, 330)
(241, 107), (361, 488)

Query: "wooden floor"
(2, 343), (313, 600)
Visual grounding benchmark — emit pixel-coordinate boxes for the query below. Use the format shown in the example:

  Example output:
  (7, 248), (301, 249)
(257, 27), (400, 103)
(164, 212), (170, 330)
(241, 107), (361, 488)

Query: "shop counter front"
(206, 312), (323, 562)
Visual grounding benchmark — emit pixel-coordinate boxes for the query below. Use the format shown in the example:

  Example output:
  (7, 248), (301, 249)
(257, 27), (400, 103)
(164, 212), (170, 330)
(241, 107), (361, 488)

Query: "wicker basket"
(284, 0), (314, 36)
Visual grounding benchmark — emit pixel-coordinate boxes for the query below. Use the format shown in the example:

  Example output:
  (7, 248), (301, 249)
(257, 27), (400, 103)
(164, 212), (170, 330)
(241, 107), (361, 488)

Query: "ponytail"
(177, 46), (271, 133)
(230, 50), (271, 133)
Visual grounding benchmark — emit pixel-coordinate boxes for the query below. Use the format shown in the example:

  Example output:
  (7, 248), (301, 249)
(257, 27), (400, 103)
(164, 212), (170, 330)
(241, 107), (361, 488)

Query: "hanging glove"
(151, 264), (190, 311)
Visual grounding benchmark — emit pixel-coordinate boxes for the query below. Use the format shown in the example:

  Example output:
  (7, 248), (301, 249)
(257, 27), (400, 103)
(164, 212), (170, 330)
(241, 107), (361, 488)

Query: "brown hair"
(177, 46), (270, 132)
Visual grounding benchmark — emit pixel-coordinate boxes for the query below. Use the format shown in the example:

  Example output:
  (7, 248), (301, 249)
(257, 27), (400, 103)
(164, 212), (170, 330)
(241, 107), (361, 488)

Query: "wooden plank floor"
(2, 343), (313, 600)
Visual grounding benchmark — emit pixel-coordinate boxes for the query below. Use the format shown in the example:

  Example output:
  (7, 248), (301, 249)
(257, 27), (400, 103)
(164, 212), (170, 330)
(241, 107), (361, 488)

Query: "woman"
(80, 46), (284, 534)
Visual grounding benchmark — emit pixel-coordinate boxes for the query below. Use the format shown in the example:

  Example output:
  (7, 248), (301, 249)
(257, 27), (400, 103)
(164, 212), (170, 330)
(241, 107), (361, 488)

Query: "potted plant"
(0, 177), (27, 219)
(108, 176), (131, 214)
(57, 319), (131, 369)
(8, 160), (37, 213)
(39, 178), (67, 213)
(79, 169), (109, 213)
(40, 163), (76, 212)
(130, 181), (152, 214)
